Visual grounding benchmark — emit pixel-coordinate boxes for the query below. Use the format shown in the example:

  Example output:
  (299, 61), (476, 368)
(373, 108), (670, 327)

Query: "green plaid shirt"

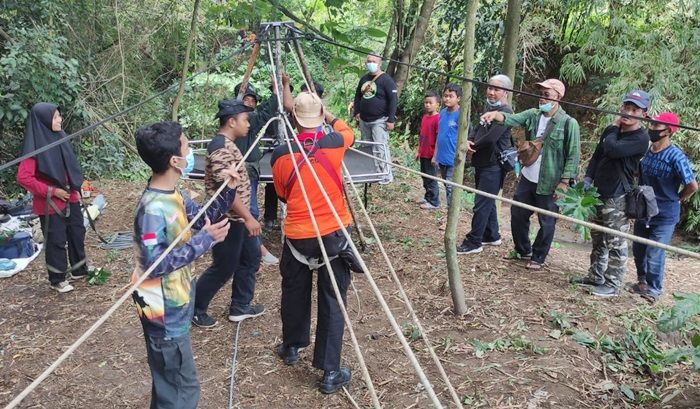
(502, 108), (581, 195)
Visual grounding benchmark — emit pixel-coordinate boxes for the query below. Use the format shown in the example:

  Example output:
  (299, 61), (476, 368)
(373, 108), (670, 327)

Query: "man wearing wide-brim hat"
(270, 91), (357, 394)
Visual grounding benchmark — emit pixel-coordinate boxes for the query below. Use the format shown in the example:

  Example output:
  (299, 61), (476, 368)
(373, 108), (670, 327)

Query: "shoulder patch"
(207, 134), (226, 154)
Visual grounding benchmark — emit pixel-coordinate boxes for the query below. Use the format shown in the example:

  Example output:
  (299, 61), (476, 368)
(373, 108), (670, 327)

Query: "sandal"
(628, 282), (649, 295)
(526, 261), (544, 270)
(640, 292), (658, 304)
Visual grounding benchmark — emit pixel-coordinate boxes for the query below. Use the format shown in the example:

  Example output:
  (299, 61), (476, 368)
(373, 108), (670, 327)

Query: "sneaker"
(456, 243), (483, 255)
(261, 252), (279, 265)
(591, 285), (619, 298)
(50, 281), (74, 293)
(319, 367), (351, 394)
(228, 304), (265, 322)
(416, 198), (428, 205)
(276, 344), (300, 365)
(192, 312), (218, 328)
(419, 202), (440, 210)
(482, 239), (502, 246)
(571, 276), (604, 286)
(504, 250), (532, 260)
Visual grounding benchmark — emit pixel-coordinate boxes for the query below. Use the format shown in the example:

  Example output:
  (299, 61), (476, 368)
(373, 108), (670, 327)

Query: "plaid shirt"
(503, 108), (581, 195)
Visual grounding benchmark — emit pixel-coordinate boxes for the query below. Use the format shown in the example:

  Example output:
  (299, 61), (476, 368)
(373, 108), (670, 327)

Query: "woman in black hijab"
(16, 103), (88, 293)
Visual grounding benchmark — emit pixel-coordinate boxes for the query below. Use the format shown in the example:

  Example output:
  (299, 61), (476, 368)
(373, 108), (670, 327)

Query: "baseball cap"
(293, 92), (324, 128)
(214, 99), (253, 119)
(622, 90), (651, 110)
(234, 83), (259, 102)
(536, 79), (566, 98)
(653, 112), (680, 133)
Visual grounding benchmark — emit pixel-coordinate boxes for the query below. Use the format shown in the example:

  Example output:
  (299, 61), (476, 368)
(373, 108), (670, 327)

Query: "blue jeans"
(463, 165), (504, 247)
(439, 164), (454, 204)
(633, 222), (675, 296)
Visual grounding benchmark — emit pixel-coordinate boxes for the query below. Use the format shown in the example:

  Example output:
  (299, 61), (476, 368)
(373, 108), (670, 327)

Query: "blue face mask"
(175, 149), (195, 177)
(486, 99), (503, 108)
(366, 62), (379, 74)
(539, 102), (554, 113)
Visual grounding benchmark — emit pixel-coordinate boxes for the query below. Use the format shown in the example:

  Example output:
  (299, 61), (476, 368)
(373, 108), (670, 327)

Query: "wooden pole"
(444, 0), (479, 316)
(237, 43), (261, 100)
(291, 38), (316, 95)
(171, 0), (201, 121)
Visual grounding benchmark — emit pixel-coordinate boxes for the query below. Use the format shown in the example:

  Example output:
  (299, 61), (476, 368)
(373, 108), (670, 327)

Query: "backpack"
(0, 231), (34, 259)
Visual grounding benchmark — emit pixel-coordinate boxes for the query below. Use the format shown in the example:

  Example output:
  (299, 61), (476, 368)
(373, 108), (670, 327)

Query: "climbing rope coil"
(3, 24), (700, 409)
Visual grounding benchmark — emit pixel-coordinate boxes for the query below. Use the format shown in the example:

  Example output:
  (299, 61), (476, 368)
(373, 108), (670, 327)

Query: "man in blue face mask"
(351, 52), (398, 184)
(481, 78), (581, 270)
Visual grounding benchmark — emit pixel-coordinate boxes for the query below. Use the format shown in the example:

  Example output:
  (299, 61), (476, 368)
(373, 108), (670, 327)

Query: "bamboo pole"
(171, 0), (201, 121)
(444, 0), (479, 316)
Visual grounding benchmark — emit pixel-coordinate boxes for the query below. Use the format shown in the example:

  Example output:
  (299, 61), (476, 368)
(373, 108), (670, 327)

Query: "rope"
(3, 116), (278, 409)
(266, 42), (383, 408)
(342, 162), (463, 408)
(280, 114), (444, 408)
(296, 31), (700, 133)
(227, 321), (243, 409)
(350, 147), (700, 260)
(0, 42), (253, 173)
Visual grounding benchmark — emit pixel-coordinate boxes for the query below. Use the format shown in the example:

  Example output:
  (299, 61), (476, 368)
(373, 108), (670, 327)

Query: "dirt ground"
(1, 172), (700, 409)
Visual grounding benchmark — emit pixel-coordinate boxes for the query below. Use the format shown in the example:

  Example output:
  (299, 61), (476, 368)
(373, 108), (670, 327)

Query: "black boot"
(319, 367), (351, 394)
(276, 344), (299, 365)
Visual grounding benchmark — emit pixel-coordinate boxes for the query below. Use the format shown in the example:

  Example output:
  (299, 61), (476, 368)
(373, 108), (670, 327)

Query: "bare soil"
(1, 173), (699, 408)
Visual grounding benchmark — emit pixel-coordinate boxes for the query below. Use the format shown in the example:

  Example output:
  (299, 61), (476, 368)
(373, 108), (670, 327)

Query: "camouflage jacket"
(205, 134), (250, 222)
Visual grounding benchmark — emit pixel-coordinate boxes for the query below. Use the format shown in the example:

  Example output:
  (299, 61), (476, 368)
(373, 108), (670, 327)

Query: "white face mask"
(366, 62), (379, 74)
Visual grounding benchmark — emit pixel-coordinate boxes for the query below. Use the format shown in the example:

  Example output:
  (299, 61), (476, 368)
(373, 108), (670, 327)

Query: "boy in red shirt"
(416, 91), (440, 209)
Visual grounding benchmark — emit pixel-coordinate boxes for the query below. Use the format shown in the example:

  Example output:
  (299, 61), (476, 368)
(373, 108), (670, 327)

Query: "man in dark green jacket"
(234, 75), (293, 264)
(481, 79), (581, 269)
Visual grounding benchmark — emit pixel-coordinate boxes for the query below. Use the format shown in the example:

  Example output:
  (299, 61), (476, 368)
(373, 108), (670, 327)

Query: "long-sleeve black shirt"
(234, 97), (279, 164)
(352, 72), (398, 123)
(585, 125), (649, 199)
(469, 104), (514, 168)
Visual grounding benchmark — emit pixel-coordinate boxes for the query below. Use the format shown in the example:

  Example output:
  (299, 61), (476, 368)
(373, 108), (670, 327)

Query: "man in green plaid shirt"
(480, 78), (581, 269)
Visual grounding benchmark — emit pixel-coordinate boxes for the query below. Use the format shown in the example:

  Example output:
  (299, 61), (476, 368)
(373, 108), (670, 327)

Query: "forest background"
(1, 0), (699, 238)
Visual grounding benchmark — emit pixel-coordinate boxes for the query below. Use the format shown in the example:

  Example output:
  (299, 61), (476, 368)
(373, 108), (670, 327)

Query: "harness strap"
(284, 134), (344, 199)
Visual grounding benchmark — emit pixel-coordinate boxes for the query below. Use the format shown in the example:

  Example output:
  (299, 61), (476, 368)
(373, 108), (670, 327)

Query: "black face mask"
(648, 129), (666, 142)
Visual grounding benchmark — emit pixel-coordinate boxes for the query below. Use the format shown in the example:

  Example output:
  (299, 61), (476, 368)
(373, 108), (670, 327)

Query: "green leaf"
(620, 385), (635, 400)
(365, 27), (387, 38)
(692, 333), (700, 348)
(572, 330), (596, 347)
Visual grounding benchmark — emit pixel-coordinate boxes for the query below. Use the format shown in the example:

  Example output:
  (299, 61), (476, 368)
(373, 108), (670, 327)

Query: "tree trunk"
(444, 0), (479, 316)
(171, 0), (201, 121)
(502, 0), (522, 104)
(393, 0), (437, 96)
(382, 6), (397, 59)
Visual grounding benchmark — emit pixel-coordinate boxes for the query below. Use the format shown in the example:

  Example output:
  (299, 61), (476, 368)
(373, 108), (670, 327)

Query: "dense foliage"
(0, 0), (698, 235)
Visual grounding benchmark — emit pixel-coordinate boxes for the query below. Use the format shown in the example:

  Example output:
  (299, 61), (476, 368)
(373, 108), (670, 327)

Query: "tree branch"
(269, 0), (333, 42)
(0, 26), (13, 43)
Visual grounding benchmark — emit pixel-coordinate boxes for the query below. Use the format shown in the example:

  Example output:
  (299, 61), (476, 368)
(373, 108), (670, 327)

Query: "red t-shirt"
(418, 113), (439, 159)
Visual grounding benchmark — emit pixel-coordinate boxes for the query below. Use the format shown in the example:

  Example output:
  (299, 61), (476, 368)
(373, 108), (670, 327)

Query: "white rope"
(227, 321), (243, 409)
(266, 41), (382, 408)
(4, 117), (278, 409)
(342, 163), (463, 408)
(280, 115), (444, 408)
(350, 148), (700, 260)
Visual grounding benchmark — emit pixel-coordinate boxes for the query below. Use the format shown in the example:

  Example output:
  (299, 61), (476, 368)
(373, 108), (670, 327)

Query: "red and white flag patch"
(142, 232), (158, 246)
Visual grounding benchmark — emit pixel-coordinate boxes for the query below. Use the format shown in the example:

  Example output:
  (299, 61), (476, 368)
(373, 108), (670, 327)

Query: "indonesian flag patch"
(142, 232), (158, 246)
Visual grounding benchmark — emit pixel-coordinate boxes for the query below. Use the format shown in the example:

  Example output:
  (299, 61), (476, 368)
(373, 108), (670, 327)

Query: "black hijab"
(21, 103), (83, 190)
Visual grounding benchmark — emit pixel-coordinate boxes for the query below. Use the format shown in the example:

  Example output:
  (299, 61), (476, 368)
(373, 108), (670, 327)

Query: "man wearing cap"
(233, 77), (293, 265)
(271, 91), (355, 394)
(352, 52), (398, 184)
(481, 78), (581, 269)
(631, 112), (697, 302)
(573, 90), (651, 297)
(192, 99), (264, 328)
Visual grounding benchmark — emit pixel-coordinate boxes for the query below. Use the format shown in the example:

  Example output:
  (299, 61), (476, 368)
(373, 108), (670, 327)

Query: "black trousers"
(510, 177), (559, 264)
(419, 158), (439, 207)
(38, 202), (87, 285)
(194, 221), (261, 315)
(280, 229), (351, 371)
(264, 183), (278, 222)
(463, 164), (504, 247)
